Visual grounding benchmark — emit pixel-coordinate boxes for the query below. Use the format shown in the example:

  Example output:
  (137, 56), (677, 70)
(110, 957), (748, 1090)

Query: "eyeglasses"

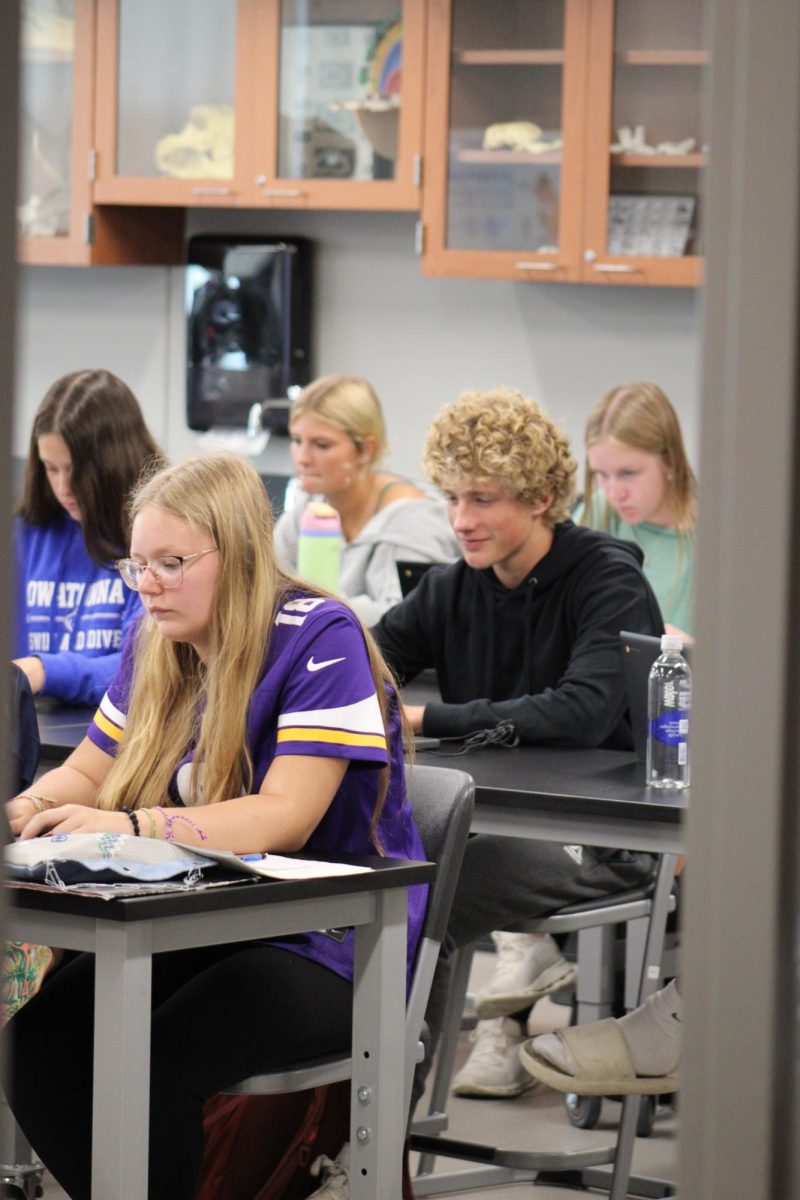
(116, 548), (218, 591)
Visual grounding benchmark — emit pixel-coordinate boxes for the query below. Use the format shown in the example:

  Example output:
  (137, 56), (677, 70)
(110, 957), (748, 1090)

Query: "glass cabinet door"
(422, 0), (588, 280)
(254, 0), (424, 209)
(18, 0), (92, 263)
(581, 0), (708, 285)
(94, 0), (242, 203)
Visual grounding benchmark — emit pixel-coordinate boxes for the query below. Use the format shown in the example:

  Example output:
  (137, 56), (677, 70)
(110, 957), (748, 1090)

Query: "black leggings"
(7, 942), (352, 1200)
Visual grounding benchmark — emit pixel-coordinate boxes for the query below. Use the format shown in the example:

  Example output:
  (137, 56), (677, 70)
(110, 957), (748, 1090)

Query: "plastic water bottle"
(646, 634), (692, 789)
(297, 501), (342, 591)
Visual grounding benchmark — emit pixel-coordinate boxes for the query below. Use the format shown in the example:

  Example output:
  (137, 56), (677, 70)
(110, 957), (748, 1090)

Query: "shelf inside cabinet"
(611, 152), (706, 168)
(615, 49), (710, 67)
(456, 148), (562, 166)
(453, 49), (564, 66)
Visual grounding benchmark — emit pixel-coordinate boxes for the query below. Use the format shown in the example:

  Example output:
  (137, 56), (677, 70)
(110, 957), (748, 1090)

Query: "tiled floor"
(32, 950), (677, 1199)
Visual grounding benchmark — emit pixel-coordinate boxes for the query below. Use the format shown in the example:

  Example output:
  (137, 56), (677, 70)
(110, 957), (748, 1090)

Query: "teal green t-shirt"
(576, 501), (694, 634)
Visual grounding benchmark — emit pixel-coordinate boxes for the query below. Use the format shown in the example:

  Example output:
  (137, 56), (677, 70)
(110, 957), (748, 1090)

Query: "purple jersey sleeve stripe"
(92, 708), (123, 743)
(277, 727), (386, 750)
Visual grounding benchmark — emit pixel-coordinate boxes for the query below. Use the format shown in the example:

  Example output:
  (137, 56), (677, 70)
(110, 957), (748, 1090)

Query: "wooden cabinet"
(18, 0), (183, 265)
(92, 0), (425, 212)
(21, 0), (706, 282)
(255, 0), (425, 210)
(421, 0), (708, 286)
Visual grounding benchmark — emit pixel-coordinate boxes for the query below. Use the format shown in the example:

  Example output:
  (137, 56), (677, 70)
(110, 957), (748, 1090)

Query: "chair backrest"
(220, 763), (474, 1111)
(9, 664), (40, 795)
(407, 763), (474, 944)
(403, 763), (474, 1111)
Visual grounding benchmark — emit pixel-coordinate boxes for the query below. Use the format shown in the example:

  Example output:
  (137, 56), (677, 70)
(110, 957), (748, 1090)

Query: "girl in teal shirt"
(580, 382), (697, 637)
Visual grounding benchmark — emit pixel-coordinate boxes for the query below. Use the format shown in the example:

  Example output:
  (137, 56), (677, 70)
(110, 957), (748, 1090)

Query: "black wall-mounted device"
(186, 234), (313, 434)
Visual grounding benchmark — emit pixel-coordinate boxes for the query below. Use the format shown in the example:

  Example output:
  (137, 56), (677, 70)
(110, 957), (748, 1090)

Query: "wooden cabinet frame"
(421, 0), (590, 281)
(92, 0), (425, 212)
(421, 0), (706, 287)
(247, 0), (425, 211)
(19, 0), (96, 264)
(579, 0), (704, 286)
(19, 0), (182, 265)
(93, 0), (257, 207)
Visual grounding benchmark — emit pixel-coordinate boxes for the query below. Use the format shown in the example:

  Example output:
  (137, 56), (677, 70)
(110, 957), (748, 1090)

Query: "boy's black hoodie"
(373, 520), (663, 749)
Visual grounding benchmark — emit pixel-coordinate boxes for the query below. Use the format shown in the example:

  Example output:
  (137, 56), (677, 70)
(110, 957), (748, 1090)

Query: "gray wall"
(17, 210), (700, 486)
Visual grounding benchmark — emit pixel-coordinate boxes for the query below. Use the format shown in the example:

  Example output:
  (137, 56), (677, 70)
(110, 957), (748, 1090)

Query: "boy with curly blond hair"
(374, 388), (663, 1101)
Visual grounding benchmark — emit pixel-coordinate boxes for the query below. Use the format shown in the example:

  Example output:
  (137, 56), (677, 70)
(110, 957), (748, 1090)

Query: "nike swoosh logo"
(306, 655), (346, 672)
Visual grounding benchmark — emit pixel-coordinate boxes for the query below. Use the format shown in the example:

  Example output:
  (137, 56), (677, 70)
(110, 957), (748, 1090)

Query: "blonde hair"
(290, 375), (388, 466)
(582, 382), (696, 533)
(97, 452), (397, 849)
(422, 387), (577, 525)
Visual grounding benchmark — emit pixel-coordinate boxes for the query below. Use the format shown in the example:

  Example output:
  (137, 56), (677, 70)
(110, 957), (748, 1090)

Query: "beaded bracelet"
(173, 812), (208, 842)
(155, 806), (173, 842)
(120, 806), (141, 837)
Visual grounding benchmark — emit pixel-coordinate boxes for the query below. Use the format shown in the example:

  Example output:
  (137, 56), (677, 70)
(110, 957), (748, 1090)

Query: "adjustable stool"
(0, 1096), (43, 1199)
(410, 850), (678, 1200)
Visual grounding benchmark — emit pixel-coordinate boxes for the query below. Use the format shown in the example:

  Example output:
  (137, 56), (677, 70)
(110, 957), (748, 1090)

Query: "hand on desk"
(12, 802), (131, 841)
(402, 704), (425, 734)
(12, 656), (44, 694)
(6, 795), (42, 836)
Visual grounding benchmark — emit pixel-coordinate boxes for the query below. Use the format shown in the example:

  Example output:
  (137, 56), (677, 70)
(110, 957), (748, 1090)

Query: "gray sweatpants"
(413, 834), (655, 1105)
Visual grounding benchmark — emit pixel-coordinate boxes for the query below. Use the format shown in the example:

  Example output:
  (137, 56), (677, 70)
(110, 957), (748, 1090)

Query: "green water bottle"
(297, 501), (342, 591)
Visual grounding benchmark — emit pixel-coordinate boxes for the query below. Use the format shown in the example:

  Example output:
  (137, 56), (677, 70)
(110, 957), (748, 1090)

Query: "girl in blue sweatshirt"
(13, 369), (164, 705)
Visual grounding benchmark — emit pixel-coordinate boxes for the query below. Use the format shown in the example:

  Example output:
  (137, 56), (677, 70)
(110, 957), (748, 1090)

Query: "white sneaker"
(451, 1018), (539, 1098)
(474, 932), (577, 1019)
(307, 1141), (350, 1199)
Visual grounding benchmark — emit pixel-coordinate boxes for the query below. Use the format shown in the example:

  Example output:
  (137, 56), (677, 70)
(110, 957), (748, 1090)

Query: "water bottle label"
(649, 709), (690, 746)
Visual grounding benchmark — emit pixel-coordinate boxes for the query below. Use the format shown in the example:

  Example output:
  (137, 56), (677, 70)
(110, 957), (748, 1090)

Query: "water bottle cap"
(300, 501), (342, 534)
(660, 633), (683, 652)
(307, 501), (337, 519)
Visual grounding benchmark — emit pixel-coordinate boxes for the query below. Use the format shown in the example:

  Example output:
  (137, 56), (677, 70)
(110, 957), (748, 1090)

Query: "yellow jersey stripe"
(277, 727), (386, 750)
(93, 709), (123, 743)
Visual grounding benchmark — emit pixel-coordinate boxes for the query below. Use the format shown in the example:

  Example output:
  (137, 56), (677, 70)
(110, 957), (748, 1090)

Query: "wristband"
(18, 794), (49, 813)
(141, 808), (157, 839)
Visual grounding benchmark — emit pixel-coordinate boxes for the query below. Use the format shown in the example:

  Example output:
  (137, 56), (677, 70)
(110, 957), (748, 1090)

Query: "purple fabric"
(88, 594), (427, 985)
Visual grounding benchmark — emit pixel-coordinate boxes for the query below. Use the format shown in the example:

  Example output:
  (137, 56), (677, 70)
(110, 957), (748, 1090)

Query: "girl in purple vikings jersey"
(5, 451), (425, 1200)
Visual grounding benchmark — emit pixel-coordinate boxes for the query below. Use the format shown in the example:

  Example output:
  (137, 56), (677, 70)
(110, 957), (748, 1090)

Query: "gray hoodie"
(273, 488), (459, 625)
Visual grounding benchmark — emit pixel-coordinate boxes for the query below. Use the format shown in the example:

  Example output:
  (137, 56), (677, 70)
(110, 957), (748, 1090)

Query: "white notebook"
(172, 844), (372, 880)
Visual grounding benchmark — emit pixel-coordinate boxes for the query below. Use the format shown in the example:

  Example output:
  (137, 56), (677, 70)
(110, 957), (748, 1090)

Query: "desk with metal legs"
(411, 744), (686, 1200)
(6, 859), (433, 1200)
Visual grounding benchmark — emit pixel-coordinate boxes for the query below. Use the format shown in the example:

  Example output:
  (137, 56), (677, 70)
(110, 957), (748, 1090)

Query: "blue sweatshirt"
(13, 516), (142, 705)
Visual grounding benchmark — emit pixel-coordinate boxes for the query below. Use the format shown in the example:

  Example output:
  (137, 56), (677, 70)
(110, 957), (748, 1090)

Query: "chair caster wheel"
(635, 1093), (657, 1137)
(565, 1092), (603, 1129)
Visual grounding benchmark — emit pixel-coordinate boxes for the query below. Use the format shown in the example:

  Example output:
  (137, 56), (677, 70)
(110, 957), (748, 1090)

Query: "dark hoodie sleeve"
(371, 576), (439, 686)
(421, 549), (663, 747)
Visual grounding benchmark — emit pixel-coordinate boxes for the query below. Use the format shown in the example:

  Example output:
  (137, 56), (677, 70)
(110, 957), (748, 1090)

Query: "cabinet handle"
(260, 187), (306, 198)
(591, 263), (638, 273)
(191, 186), (236, 196)
(514, 261), (560, 271)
